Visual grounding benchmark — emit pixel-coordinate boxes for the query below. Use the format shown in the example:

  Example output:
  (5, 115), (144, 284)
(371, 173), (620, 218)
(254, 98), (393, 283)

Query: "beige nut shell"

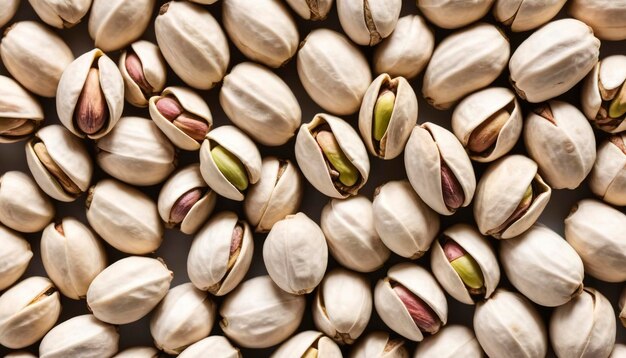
(272, 331), (342, 358)
(417, 0), (494, 29)
(351, 331), (409, 358)
(620, 288), (626, 328)
(29, 0), (91, 28)
(39, 314), (119, 358)
(0, 171), (55, 233)
(0, 225), (32, 291)
(590, 134), (626, 205)
(337, 0), (401, 46)
(179, 336), (240, 358)
(0, 0), (19, 27)
(113, 346), (160, 358)
(581, 55), (626, 133)
(413, 325), (482, 358)
(285, 0), (333, 20)
(570, 0), (626, 40)
(119, 40), (167, 108)
(494, 0), (566, 32)
(0, 75), (44, 143)
(88, 0), (155, 51)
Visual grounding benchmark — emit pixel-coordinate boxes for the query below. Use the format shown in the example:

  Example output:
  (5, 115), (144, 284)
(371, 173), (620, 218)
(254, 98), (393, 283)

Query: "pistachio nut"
(474, 289), (547, 358)
(612, 345), (626, 358)
(337, 0), (401, 46)
(0, 0), (19, 27)
(359, 74), (418, 159)
(473, 155), (552, 239)
(87, 256), (173, 325)
(272, 331), (342, 358)
(4, 352), (37, 358)
(0, 171), (55, 233)
(373, 15), (434, 80)
(25, 125), (93, 202)
(404, 122), (476, 215)
(413, 325), (481, 358)
(570, 0), (626, 40)
(150, 283), (216, 354)
(620, 287), (625, 328)
(422, 23), (509, 109)
(431, 224), (499, 305)
(0, 225), (32, 291)
(350, 331), (408, 358)
(199, 125), (262, 201)
(524, 101), (596, 189)
(119, 40), (167, 108)
(297, 29), (372, 115)
(222, 0), (298, 67)
(494, 0), (566, 31)
(263, 212), (328, 295)
(417, 0), (494, 29)
(113, 347), (160, 358)
(509, 19), (600, 103)
(155, 1), (230, 90)
(564, 199), (626, 282)
(179, 336), (241, 358)
(0, 75), (44, 143)
(285, 0), (333, 20)
(581, 55), (626, 133)
(372, 180), (440, 259)
(28, 0), (91, 28)
(452, 87), (522, 162)
(374, 263), (448, 342)
(550, 288), (616, 358)
(219, 275), (306, 348)
(86, 179), (164, 254)
(187, 211), (253, 296)
(0, 276), (61, 349)
(244, 157), (303, 233)
(0, 21), (74, 97)
(39, 314), (119, 358)
(56, 48), (124, 139)
(88, 0), (155, 51)
(295, 113), (370, 198)
(158, 164), (216, 235)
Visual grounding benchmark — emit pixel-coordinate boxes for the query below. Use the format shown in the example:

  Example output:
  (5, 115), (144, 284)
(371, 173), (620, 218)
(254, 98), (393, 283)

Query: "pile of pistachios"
(0, 0), (625, 357)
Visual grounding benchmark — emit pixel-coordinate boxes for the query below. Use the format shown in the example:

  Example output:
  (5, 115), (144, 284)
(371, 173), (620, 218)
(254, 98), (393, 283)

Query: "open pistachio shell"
(417, 0), (494, 29)
(413, 325), (482, 358)
(0, 171), (55, 233)
(119, 40), (167, 108)
(351, 331), (408, 358)
(0, 225), (32, 291)
(88, 0), (155, 51)
(113, 347), (160, 358)
(337, 0), (401, 46)
(39, 314), (119, 358)
(0, 0), (19, 27)
(285, 0), (333, 20)
(179, 336), (241, 358)
(272, 331), (342, 358)
(581, 55), (626, 133)
(0, 75), (44, 143)
(570, 0), (626, 40)
(28, 0), (92, 28)
(493, 0), (566, 32)
(590, 134), (626, 206)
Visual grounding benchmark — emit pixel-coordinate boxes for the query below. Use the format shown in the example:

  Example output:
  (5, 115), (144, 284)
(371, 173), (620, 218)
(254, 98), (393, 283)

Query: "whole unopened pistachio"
(0, 75), (44, 143)
(0, 21), (74, 97)
(264, 213), (328, 295)
(273, 331), (342, 358)
(296, 114), (370, 198)
(0, 277), (61, 349)
(56, 48), (124, 139)
(0, 225), (32, 291)
(179, 336), (240, 358)
(0, 171), (55, 233)
(39, 314), (119, 358)
(297, 29), (372, 115)
(422, 23), (509, 109)
(510, 19), (600, 103)
(405, 123), (476, 215)
(88, 0), (155, 51)
(350, 331), (408, 358)
(417, 0), (494, 29)
(0, 0), (19, 27)
(474, 289), (547, 358)
(219, 275), (306, 348)
(620, 287), (626, 328)
(114, 347), (160, 358)
(474, 155), (551, 239)
(550, 288), (616, 358)
(337, 0), (401, 46)
(494, 0), (566, 31)
(581, 55), (626, 133)
(564, 199), (626, 282)
(244, 157), (303, 233)
(524, 101), (596, 189)
(28, 0), (91, 28)
(375, 263), (447, 342)
(187, 211), (253, 296)
(413, 325), (481, 358)
(119, 41), (167, 108)
(86, 179), (164, 254)
(156, 1), (229, 90)
(570, 0), (626, 40)
(285, 0), (333, 20)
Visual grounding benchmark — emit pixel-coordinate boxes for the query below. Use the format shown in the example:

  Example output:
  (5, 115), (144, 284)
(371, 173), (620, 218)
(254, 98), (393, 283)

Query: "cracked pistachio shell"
(199, 125), (262, 201)
(321, 196), (389, 272)
(158, 164), (216, 235)
(0, 276), (61, 349)
(417, 0), (494, 29)
(422, 23), (509, 110)
(404, 122), (476, 216)
(114, 347), (160, 358)
(351, 331), (408, 358)
(509, 19), (600, 103)
(285, 0), (333, 20)
(29, 0), (91, 28)
(564, 199), (626, 282)
(39, 314), (119, 358)
(494, 0), (566, 31)
(374, 263), (448, 342)
(297, 29), (372, 115)
(155, 1), (229, 90)
(263, 212), (328, 295)
(295, 113), (370, 198)
(180, 336), (240, 358)
(0, 171), (54, 233)
(150, 283), (216, 355)
(313, 268), (372, 344)
(524, 101), (596, 189)
(570, 0), (626, 40)
(431, 224), (499, 305)
(474, 155), (552, 239)
(337, 0), (401, 46)
(223, 0), (298, 68)
(96, 116), (176, 186)
(26, 125), (93, 202)
(413, 325), (481, 358)
(620, 287), (626, 328)
(452, 87), (522, 163)
(87, 256), (173, 325)
(221, 62), (301, 146)
(359, 74), (418, 159)
(474, 289), (547, 358)
(220, 276), (306, 349)
(119, 41), (167, 108)
(0, 0), (19, 27)
(373, 15), (434, 80)
(244, 157), (303, 233)
(550, 288), (616, 358)
(373, 180), (439, 259)
(88, 0), (155, 51)
(0, 75), (44, 143)
(0, 225), (32, 291)
(41, 218), (107, 300)
(56, 48), (124, 139)
(273, 331), (342, 358)
(500, 224), (584, 307)
(581, 55), (626, 133)
(187, 212), (253, 296)
(86, 179), (164, 254)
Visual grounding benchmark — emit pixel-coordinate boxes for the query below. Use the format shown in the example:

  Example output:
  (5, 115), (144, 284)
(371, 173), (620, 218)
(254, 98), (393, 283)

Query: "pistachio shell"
(285, 0), (333, 20)
(493, 0), (566, 31)
(119, 40), (167, 108)
(413, 325), (481, 358)
(0, 0), (19, 27)
(581, 55), (626, 133)
(337, 0), (401, 46)
(4, 352), (37, 358)
(113, 347), (160, 358)
(272, 331), (342, 358)
(29, 0), (91, 28)
(0, 75), (44, 143)
(39, 314), (119, 358)
(0, 171), (55, 233)
(179, 336), (240, 358)
(417, 0), (494, 29)
(351, 331), (409, 358)
(620, 287), (626, 328)
(570, 0), (626, 40)
(88, 0), (155, 51)
(611, 344), (626, 358)
(0, 225), (32, 291)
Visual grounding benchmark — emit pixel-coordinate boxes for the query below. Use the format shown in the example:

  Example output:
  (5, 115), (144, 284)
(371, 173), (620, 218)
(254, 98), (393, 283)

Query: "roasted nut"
(581, 55), (626, 133)
(337, 0), (401, 46)
(119, 40), (167, 108)
(570, 0), (626, 40)
(179, 336), (241, 358)
(417, 0), (494, 29)
(0, 225), (32, 291)
(88, 0), (155, 51)
(39, 314), (119, 358)
(0, 0), (19, 27)
(0, 171), (55, 233)
(272, 331), (342, 358)
(0, 75), (44, 143)
(29, 0), (92, 28)
(285, 0), (333, 20)
(494, 0), (567, 31)
(413, 325), (482, 358)
(350, 331), (408, 358)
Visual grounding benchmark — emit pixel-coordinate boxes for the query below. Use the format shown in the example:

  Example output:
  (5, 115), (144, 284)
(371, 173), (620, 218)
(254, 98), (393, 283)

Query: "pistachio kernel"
(33, 142), (82, 195)
(75, 67), (108, 135)
(302, 347), (318, 358)
(211, 145), (249, 191)
(373, 89), (396, 142)
(168, 188), (203, 225)
(609, 83), (626, 119)
(392, 282), (441, 334)
(443, 239), (485, 293)
(440, 159), (464, 210)
(491, 184), (534, 235)
(315, 130), (359, 187)
(468, 109), (510, 154)
(0, 118), (37, 138)
(156, 97), (209, 141)
(125, 52), (153, 95)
